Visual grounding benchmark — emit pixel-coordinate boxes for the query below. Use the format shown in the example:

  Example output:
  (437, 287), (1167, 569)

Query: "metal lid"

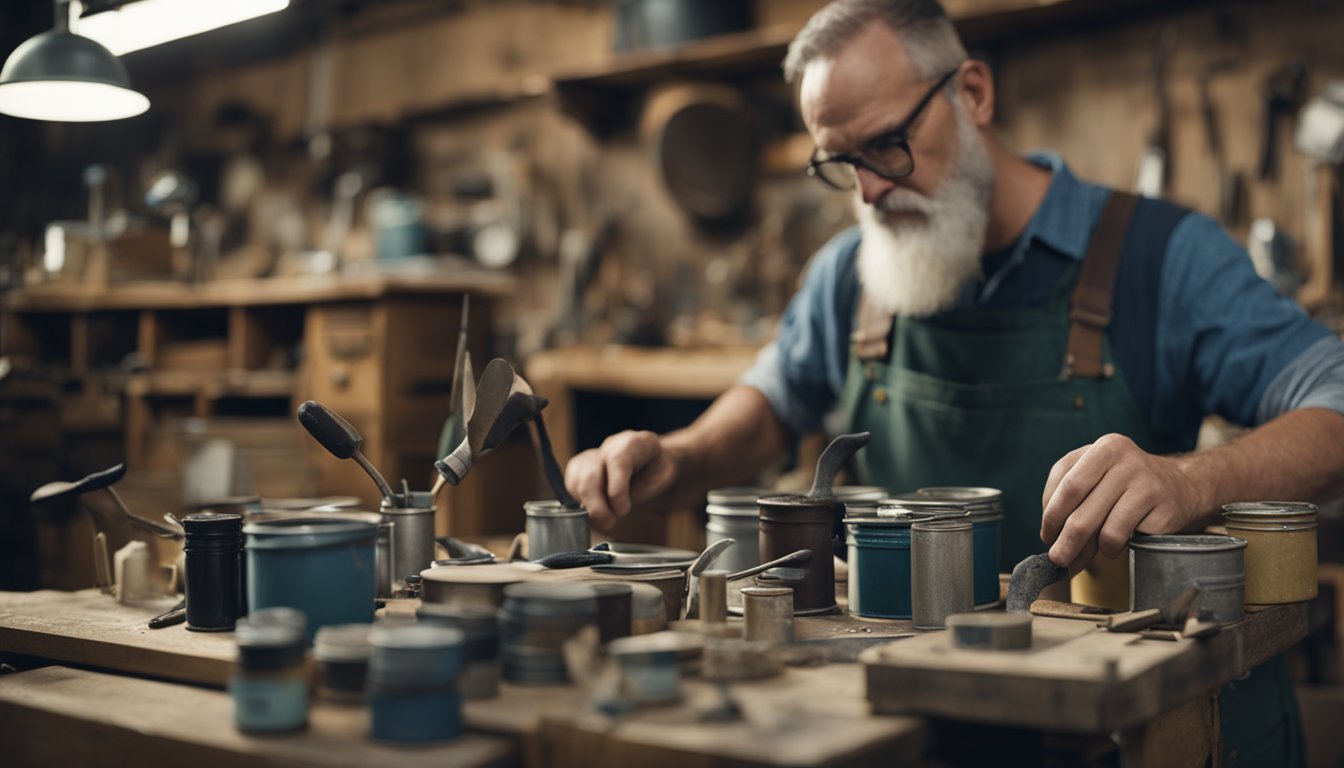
(846, 511), (934, 528)
(523, 500), (588, 519)
(740, 586), (793, 598)
(910, 519), (973, 533)
(180, 513), (243, 532)
(707, 486), (773, 506)
(758, 493), (842, 506)
(1128, 534), (1247, 553)
(831, 486), (888, 502)
(1222, 501), (1319, 520)
(243, 516), (377, 549)
(914, 487), (1002, 503)
(877, 499), (970, 518)
(313, 623), (373, 662)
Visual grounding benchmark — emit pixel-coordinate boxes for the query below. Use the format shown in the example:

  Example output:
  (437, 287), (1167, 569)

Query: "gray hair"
(782, 0), (967, 85)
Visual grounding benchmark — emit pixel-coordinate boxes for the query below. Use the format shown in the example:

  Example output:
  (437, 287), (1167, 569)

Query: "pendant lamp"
(0, 0), (150, 122)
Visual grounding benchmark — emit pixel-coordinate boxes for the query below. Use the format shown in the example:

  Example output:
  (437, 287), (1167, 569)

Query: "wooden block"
(1031, 599), (1116, 621)
(948, 612), (1032, 650)
(1105, 608), (1163, 633)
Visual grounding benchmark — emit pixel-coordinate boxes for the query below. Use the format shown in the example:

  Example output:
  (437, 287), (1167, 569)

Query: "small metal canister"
(706, 487), (769, 574)
(910, 519), (974, 629)
(844, 510), (933, 619)
(1222, 502), (1318, 605)
(1130, 534), (1247, 624)
(904, 487), (1005, 607)
(741, 585), (794, 644)
(524, 501), (589, 560)
(381, 492), (436, 591)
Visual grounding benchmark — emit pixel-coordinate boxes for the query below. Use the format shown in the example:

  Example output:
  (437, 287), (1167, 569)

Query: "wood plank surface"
(861, 603), (1308, 733)
(0, 590), (236, 688)
(0, 666), (518, 768)
(539, 664), (924, 768)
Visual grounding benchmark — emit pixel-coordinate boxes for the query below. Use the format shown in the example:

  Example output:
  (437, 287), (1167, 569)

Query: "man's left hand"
(1039, 433), (1205, 571)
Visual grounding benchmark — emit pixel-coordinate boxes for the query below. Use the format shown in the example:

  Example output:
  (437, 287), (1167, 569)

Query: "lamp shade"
(0, 29), (149, 121)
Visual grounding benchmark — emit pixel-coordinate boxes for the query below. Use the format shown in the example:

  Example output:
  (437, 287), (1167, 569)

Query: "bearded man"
(565, 2), (1344, 763)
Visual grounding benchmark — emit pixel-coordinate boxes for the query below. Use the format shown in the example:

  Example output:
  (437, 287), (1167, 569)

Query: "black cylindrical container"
(184, 512), (244, 632)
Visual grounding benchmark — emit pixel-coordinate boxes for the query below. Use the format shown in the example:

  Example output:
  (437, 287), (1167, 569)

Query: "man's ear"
(958, 60), (995, 128)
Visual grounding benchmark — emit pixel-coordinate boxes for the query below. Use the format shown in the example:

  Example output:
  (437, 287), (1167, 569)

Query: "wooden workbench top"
(0, 589), (236, 687)
(0, 666), (518, 768)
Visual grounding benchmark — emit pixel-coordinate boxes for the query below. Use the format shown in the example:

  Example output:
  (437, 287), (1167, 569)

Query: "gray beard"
(855, 106), (995, 318)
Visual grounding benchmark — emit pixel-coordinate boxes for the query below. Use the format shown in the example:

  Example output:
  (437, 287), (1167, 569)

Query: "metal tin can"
(706, 486), (768, 574)
(499, 583), (598, 685)
(1129, 534), (1247, 624)
(608, 634), (682, 706)
(380, 492), (436, 591)
(628, 582), (669, 635)
(844, 511), (933, 619)
(313, 623), (373, 703)
(892, 489), (1003, 606)
(244, 516), (377, 641)
(415, 604), (501, 700)
(742, 586), (794, 644)
(232, 608), (309, 733)
(368, 625), (464, 742)
(524, 501), (589, 560)
(758, 494), (840, 615)
(1222, 502), (1318, 605)
(910, 519), (974, 629)
(419, 563), (533, 609)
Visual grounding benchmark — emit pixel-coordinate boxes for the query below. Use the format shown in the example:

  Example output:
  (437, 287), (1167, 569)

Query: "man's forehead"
(798, 23), (925, 143)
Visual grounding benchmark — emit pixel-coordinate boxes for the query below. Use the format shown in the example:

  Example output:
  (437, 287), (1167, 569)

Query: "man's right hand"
(564, 430), (681, 531)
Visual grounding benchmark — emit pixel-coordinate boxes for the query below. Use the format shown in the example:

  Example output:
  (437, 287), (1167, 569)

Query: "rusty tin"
(757, 494), (840, 615)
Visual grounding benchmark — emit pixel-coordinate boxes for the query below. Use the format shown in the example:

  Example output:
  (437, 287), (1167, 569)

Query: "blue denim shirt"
(741, 153), (1344, 444)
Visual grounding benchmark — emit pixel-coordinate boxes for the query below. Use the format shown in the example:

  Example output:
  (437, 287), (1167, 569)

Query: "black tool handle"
(31, 463), (127, 504)
(297, 400), (362, 459)
(535, 550), (615, 569)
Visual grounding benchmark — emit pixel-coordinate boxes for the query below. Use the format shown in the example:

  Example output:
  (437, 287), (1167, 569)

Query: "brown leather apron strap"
(1062, 191), (1139, 379)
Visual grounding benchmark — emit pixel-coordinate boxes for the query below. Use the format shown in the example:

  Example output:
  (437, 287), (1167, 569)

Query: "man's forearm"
(1178, 407), (1344, 526)
(658, 386), (792, 509)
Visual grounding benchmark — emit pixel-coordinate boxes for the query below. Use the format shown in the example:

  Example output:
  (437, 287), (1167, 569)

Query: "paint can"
(244, 516), (377, 641)
(608, 633), (682, 706)
(1222, 502), (1319, 605)
(910, 519), (974, 629)
(1130, 534), (1247, 624)
(415, 604), (501, 700)
(706, 487), (768, 575)
(524, 501), (589, 560)
(499, 582), (598, 685)
(232, 607), (309, 733)
(903, 487), (1005, 607)
(758, 494), (840, 614)
(368, 625), (464, 742)
(844, 511), (933, 619)
(313, 623), (373, 703)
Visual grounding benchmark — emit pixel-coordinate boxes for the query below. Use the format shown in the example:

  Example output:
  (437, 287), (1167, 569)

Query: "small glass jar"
(232, 607), (309, 733)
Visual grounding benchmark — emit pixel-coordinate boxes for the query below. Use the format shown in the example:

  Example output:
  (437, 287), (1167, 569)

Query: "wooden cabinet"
(1, 273), (512, 511)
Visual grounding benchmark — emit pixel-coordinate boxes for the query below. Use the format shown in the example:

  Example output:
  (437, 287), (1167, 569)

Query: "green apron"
(838, 192), (1302, 766)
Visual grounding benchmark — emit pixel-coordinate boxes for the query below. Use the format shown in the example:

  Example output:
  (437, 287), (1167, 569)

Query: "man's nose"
(855, 166), (897, 206)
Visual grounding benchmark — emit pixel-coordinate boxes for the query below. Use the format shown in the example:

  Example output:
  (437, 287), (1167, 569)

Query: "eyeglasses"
(806, 66), (961, 191)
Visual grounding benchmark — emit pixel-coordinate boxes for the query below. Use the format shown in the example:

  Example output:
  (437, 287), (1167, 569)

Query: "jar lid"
(313, 623), (373, 661)
(1222, 501), (1318, 519)
(846, 511), (933, 527)
(910, 519), (973, 533)
(243, 516), (377, 549)
(181, 512), (243, 532)
(878, 499), (970, 518)
(914, 487), (1002, 503)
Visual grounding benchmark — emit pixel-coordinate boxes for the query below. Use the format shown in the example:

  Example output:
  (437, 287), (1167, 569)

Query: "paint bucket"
(381, 492), (436, 591)
(244, 516), (377, 641)
(844, 511), (934, 619)
(368, 625), (464, 742)
(1222, 502), (1318, 605)
(1129, 534), (1247, 624)
(705, 486), (768, 574)
(524, 500), (590, 560)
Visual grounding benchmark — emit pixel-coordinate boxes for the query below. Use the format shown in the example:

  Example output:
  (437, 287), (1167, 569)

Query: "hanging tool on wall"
(1199, 59), (1245, 225)
(1259, 62), (1307, 181)
(1135, 25), (1175, 198)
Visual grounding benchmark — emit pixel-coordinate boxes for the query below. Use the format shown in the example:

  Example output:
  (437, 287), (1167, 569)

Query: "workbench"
(0, 586), (1309, 767)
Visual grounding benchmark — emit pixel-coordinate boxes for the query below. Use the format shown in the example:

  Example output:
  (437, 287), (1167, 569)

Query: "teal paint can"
(368, 625), (465, 743)
(244, 516), (378, 641)
(844, 511), (933, 619)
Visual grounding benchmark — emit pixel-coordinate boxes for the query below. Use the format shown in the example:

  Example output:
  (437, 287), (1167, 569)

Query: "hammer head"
(1006, 553), (1069, 613)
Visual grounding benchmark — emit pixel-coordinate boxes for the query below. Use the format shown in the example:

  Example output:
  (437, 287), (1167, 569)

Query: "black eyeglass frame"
(805, 65), (963, 190)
